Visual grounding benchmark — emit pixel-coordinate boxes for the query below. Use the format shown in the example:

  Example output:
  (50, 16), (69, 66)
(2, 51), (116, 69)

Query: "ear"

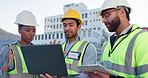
(119, 8), (126, 16)
(78, 24), (82, 30)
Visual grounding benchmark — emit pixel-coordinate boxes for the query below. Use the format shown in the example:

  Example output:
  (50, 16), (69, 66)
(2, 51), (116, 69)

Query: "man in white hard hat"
(84, 0), (148, 78)
(0, 10), (39, 78)
(40, 9), (97, 78)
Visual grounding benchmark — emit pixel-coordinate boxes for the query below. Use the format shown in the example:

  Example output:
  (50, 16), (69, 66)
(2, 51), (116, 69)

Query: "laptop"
(20, 44), (68, 77)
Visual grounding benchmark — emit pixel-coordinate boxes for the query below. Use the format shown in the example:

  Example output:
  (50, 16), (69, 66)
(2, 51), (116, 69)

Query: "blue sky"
(0, 0), (147, 35)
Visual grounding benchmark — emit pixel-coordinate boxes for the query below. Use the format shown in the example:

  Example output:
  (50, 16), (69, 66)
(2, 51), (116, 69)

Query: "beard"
(105, 15), (121, 32)
(65, 31), (78, 39)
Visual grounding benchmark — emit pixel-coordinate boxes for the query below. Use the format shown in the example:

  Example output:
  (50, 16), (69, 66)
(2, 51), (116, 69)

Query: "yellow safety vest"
(7, 44), (29, 74)
(62, 40), (90, 75)
(101, 24), (148, 77)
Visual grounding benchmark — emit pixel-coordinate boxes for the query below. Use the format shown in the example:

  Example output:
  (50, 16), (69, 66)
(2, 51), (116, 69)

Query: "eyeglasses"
(101, 9), (120, 19)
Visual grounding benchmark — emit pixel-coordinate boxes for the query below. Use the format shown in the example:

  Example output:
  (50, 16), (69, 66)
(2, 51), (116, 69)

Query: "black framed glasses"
(101, 9), (120, 19)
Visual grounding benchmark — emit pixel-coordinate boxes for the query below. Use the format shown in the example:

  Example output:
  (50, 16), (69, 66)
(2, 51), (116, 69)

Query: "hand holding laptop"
(40, 73), (66, 78)
(77, 64), (117, 76)
(84, 70), (110, 78)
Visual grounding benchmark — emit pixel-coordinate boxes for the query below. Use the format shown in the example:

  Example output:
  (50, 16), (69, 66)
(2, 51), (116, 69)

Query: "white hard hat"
(99, 0), (132, 16)
(14, 10), (38, 26)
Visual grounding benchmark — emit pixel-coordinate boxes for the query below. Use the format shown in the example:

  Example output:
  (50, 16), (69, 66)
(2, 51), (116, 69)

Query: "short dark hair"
(124, 8), (130, 21)
(18, 24), (24, 29)
(62, 18), (81, 26)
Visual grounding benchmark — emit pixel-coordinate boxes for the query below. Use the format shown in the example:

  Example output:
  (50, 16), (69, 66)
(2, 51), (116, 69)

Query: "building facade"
(32, 3), (109, 61)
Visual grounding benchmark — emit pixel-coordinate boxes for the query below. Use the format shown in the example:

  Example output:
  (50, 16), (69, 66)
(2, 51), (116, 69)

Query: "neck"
(19, 40), (31, 45)
(116, 21), (130, 35)
(67, 35), (78, 44)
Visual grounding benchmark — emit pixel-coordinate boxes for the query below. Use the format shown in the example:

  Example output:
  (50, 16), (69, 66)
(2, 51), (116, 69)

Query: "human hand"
(2, 48), (16, 72)
(40, 73), (66, 78)
(40, 73), (53, 78)
(50, 40), (60, 44)
(84, 71), (110, 78)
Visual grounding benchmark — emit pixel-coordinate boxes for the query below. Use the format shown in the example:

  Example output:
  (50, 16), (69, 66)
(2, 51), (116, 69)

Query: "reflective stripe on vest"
(63, 40), (89, 75)
(104, 30), (148, 75)
(7, 44), (29, 74)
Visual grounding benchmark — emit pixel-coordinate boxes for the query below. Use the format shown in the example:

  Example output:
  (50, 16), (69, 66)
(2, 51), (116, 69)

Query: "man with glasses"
(84, 0), (148, 78)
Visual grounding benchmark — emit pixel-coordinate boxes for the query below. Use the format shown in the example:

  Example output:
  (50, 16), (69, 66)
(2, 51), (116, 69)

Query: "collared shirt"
(110, 24), (134, 48)
(114, 24), (133, 36)
(64, 36), (97, 78)
(64, 36), (97, 65)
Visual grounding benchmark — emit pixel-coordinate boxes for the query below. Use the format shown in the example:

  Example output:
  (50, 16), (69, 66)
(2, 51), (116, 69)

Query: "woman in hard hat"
(0, 10), (39, 78)
(84, 0), (148, 78)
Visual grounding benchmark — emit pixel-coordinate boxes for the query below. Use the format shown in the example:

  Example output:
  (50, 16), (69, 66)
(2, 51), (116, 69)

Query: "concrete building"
(32, 3), (109, 61)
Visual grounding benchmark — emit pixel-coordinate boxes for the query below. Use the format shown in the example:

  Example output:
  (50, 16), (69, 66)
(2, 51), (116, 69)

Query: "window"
(85, 20), (88, 26)
(79, 31), (81, 36)
(82, 14), (84, 19)
(93, 12), (95, 14)
(57, 33), (59, 39)
(93, 28), (96, 30)
(96, 19), (98, 21)
(49, 34), (51, 39)
(48, 25), (50, 30)
(48, 19), (50, 23)
(57, 18), (59, 22)
(94, 19), (95, 22)
(54, 18), (56, 23)
(52, 34), (54, 39)
(60, 24), (62, 28)
(85, 13), (87, 18)
(90, 20), (92, 22)
(38, 35), (40, 40)
(42, 35), (44, 40)
(45, 34), (47, 40)
(82, 22), (84, 26)
(88, 30), (92, 37)
(45, 26), (47, 30)
(53, 25), (55, 29)
(83, 31), (86, 37)
(65, 4), (70, 7)
(35, 35), (37, 40)
(61, 33), (63, 39)
(57, 24), (58, 29)
(98, 27), (100, 30)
